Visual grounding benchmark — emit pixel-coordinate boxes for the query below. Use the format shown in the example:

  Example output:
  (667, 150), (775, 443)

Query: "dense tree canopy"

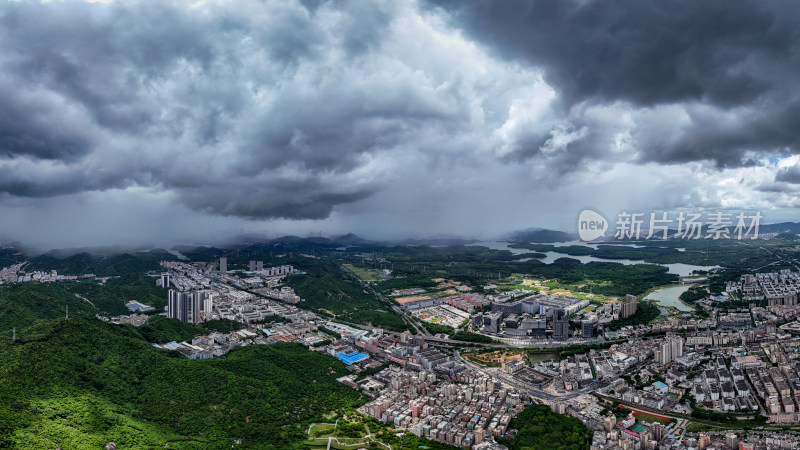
(0, 318), (365, 448)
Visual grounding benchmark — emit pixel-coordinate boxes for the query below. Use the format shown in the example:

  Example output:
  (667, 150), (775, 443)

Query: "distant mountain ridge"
(760, 222), (800, 235)
(11, 221), (799, 258)
(507, 228), (576, 243)
(331, 233), (372, 245)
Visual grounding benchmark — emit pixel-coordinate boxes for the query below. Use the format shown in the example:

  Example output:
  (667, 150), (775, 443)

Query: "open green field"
(342, 264), (383, 282)
(308, 422), (337, 437)
(633, 412), (671, 424)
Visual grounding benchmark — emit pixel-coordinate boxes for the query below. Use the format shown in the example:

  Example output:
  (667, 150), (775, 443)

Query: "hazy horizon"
(3, 0), (800, 249)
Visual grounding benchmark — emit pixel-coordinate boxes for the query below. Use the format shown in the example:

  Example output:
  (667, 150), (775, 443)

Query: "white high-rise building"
(220, 257), (227, 274)
(202, 293), (213, 318)
(659, 335), (684, 365)
(168, 289), (209, 324)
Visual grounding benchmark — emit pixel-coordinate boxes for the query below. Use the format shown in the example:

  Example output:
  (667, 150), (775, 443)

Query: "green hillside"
(0, 283), (96, 335)
(284, 258), (407, 331)
(0, 278), (169, 335)
(25, 250), (173, 276)
(0, 318), (365, 449)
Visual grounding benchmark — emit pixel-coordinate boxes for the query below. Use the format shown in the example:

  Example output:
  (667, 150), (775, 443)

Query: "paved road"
(341, 265), (431, 336)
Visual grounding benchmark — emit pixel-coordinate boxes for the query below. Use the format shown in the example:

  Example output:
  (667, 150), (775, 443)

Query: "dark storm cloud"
(4, 0), (800, 235)
(0, 92), (90, 161)
(428, 0), (789, 107)
(0, 2), (216, 133)
(430, 0), (800, 168)
(0, 0), (465, 220)
(180, 180), (374, 220)
(776, 165), (800, 184)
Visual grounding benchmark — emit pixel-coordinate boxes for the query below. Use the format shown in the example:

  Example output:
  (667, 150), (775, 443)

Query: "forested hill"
(0, 318), (365, 449)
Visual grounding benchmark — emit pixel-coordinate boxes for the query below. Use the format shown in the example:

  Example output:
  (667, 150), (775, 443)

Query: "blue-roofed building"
(652, 381), (668, 394)
(336, 351), (369, 365)
(162, 341), (182, 350)
(126, 300), (155, 312)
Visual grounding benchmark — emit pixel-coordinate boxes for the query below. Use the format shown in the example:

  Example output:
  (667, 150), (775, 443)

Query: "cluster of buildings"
(586, 295), (641, 331)
(159, 261), (214, 290)
(0, 262), (81, 283)
(469, 294), (589, 339)
(605, 377), (681, 413)
(557, 354), (595, 387)
(412, 304), (471, 329)
(727, 270), (800, 306)
(338, 330), (467, 376)
(720, 312), (753, 328)
(97, 313), (150, 327)
(692, 357), (760, 413)
(684, 429), (800, 450)
(246, 261), (299, 277)
(401, 293), (489, 314)
(745, 348), (800, 423)
(358, 365), (529, 447)
(589, 340), (658, 382)
(215, 297), (304, 324)
(251, 285), (302, 304)
(490, 293), (590, 317)
(149, 312), (347, 361)
(159, 260), (306, 325)
(657, 335), (684, 365)
(167, 289), (213, 324)
(593, 326), (800, 429)
(153, 327), (265, 359)
(443, 293), (491, 312)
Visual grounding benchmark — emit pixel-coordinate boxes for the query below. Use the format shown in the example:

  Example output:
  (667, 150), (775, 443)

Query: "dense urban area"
(6, 228), (800, 449)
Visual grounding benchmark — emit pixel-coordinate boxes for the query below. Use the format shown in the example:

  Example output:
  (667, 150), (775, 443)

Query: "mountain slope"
(508, 228), (575, 242)
(0, 318), (364, 449)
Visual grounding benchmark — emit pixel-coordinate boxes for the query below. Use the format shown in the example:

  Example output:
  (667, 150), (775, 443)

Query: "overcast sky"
(2, 0), (800, 249)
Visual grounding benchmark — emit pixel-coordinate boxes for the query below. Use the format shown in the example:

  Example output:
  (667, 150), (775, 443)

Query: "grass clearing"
(633, 412), (671, 425)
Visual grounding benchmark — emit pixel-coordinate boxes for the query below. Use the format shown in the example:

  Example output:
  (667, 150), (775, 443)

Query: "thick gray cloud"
(429, 0), (791, 107)
(776, 165), (800, 184)
(428, 0), (800, 168)
(0, 0), (457, 220)
(2, 0), (800, 248)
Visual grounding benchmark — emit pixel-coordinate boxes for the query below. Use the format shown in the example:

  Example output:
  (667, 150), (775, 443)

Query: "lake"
(645, 285), (695, 312)
(470, 241), (716, 276)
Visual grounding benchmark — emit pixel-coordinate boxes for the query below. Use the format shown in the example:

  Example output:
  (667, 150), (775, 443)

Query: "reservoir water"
(471, 241), (716, 277)
(645, 285), (695, 312)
